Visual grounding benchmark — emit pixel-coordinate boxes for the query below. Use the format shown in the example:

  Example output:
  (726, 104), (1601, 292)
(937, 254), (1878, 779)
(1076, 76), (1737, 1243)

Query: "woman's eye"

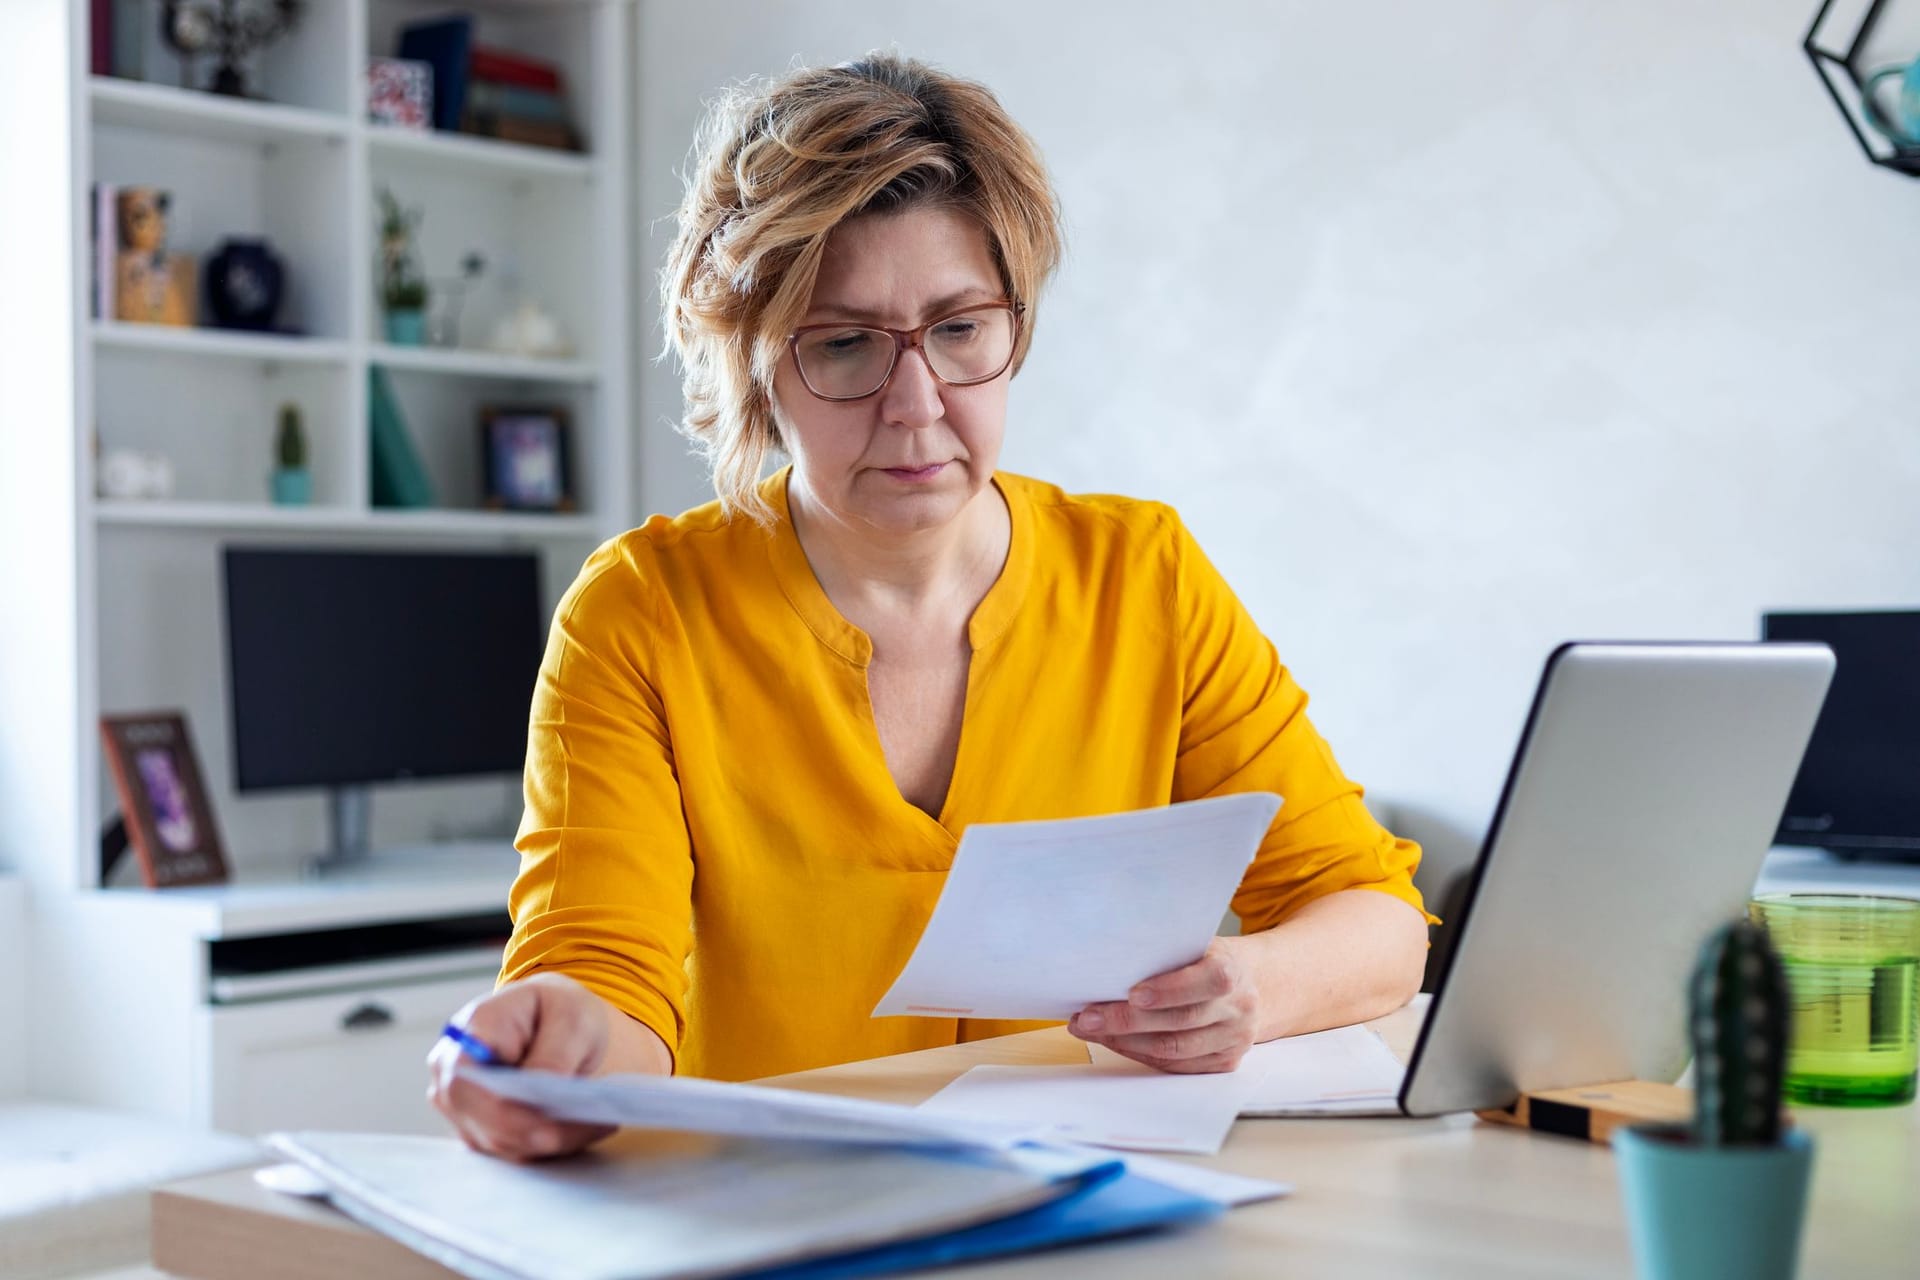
(818, 332), (875, 358)
(932, 320), (980, 343)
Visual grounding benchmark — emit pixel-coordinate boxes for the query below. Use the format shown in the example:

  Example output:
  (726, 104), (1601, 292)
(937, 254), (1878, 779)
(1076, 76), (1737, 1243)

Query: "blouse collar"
(763, 466), (1033, 667)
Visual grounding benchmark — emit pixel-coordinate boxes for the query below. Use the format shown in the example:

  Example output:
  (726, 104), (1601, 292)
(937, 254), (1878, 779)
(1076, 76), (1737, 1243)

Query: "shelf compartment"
(90, 77), (350, 147)
(366, 124), (595, 183)
(370, 343), (598, 383)
(94, 321), (350, 365)
(93, 500), (602, 537)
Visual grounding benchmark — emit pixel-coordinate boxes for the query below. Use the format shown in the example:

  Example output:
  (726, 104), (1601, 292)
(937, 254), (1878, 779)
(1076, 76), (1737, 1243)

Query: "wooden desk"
(150, 1002), (1917, 1278)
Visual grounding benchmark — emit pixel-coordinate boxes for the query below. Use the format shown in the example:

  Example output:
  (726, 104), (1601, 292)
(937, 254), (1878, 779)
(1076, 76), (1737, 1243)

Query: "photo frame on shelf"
(98, 711), (230, 888)
(479, 405), (575, 512)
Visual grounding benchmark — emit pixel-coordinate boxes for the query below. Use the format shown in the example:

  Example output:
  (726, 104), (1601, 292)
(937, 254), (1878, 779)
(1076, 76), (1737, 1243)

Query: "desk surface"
(151, 1000), (1916, 1279)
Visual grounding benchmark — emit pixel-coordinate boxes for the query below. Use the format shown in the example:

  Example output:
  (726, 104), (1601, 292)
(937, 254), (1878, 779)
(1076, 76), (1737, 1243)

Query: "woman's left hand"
(1067, 937), (1261, 1073)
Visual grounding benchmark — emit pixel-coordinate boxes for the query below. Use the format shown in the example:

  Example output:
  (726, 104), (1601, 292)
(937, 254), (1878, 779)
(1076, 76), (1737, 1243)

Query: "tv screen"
(224, 547), (544, 791)
(1763, 610), (1920, 856)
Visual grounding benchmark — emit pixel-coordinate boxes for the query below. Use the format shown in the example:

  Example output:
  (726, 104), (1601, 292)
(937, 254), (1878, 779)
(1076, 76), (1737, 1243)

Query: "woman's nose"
(878, 345), (945, 428)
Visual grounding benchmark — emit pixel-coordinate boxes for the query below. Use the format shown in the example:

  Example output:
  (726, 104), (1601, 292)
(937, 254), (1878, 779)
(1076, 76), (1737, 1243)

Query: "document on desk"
(458, 1061), (1042, 1153)
(1077, 1024), (1407, 1117)
(267, 1130), (1128, 1280)
(873, 792), (1284, 1022)
(1233, 1024), (1407, 1116)
(919, 1055), (1262, 1154)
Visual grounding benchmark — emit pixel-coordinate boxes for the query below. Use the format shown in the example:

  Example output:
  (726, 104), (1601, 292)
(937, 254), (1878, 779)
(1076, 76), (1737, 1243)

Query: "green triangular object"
(368, 367), (435, 508)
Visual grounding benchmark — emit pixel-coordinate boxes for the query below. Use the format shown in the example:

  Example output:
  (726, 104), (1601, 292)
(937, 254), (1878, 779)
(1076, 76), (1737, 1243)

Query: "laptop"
(1376, 641), (1833, 1117)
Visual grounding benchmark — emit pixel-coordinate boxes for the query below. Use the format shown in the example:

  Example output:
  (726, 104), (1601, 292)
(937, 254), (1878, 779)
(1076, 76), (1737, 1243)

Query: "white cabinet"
(33, 849), (520, 1134)
(202, 973), (494, 1135)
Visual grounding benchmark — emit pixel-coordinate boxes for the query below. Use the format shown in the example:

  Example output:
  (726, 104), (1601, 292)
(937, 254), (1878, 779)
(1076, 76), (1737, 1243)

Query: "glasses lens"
(925, 307), (1016, 385)
(795, 327), (895, 399)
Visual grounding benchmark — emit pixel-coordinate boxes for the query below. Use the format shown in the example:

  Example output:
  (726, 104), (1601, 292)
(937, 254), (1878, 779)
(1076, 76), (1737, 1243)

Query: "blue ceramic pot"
(271, 468), (311, 506)
(1614, 1124), (1814, 1280)
(205, 238), (285, 331)
(385, 309), (426, 345)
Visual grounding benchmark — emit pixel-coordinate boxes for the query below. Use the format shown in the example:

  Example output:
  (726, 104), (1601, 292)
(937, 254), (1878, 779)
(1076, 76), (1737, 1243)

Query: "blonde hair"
(661, 53), (1064, 524)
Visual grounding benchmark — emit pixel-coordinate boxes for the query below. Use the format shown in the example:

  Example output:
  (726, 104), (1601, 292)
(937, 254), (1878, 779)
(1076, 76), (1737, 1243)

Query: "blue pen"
(441, 1021), (502, 1066)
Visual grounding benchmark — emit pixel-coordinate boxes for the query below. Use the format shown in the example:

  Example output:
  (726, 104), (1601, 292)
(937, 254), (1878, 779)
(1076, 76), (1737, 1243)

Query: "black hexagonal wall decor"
(1805, 0), (1920, 177)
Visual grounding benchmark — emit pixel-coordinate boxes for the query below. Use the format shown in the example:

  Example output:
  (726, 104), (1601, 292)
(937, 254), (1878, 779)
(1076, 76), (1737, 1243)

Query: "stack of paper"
(919, 1055), (1260, 1155)
(267, 1065), (1270, 1280)
(1234, 1024), (1407, 1116)
(918, 1023), (1408, 1154)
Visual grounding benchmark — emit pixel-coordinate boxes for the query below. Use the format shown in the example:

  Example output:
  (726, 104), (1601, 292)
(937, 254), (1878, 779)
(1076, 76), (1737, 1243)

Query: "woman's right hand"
(427, 972), (618, 1161)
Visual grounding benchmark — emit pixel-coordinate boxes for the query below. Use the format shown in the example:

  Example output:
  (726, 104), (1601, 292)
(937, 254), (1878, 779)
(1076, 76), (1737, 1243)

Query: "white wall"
(0, 878), (25, 1096)
(633, 1), (1920, 890)
(0, 0), (84, 892)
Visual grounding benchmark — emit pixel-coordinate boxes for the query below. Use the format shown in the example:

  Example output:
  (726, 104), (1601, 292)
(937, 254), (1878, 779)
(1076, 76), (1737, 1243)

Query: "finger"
(440, 1075), (569, 1151)
(1091, 1020), (1245, 1064)
(1123, 1048), (1246, 1075)
(1126, 952), (1234, 1012)
(1070, 999), (1212, 1039)
(448, 985), (545, 1067)
(514, 975), (608, 1076)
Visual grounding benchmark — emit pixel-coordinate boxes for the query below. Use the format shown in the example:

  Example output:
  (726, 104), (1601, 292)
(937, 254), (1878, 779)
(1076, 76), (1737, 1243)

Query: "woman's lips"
(881, 462), (948, 482)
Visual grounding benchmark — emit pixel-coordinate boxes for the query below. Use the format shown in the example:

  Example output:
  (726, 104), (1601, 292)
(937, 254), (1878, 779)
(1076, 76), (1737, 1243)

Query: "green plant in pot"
(377, 187), (429, 346)
(270, 402), (311, 505)
(1614, 919), (1815, 1280)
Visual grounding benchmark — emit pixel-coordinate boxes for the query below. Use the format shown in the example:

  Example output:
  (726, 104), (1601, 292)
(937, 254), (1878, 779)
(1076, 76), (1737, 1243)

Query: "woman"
(430, 53), (1433, 1162)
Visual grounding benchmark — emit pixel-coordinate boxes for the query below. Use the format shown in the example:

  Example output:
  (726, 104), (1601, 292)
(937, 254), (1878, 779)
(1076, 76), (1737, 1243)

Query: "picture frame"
(99, 711), (230, 888)
(479, 404), (575, 512)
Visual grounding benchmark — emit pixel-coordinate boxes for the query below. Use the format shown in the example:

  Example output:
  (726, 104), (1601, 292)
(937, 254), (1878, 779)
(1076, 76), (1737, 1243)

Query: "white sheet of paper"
(1233, 1024), (1408, 1117)
(1081, 1023), (1406, 1118)
(1097, 1149), (1293, 1206)
(457, 1062), (1042, 1153)
(917, 1056), (1263, 1154)
(873, 793), (1283, 1021)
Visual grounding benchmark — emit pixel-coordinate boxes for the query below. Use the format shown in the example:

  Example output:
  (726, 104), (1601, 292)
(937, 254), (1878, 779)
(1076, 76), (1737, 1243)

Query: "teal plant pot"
(384, 309), (426, 345)
(1614, 1124), (1814, 1280)
(271, 468), (312, 506)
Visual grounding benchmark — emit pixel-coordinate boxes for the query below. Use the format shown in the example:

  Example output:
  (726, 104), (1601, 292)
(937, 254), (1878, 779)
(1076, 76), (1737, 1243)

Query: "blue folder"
(746, 1167), (1222, 1279)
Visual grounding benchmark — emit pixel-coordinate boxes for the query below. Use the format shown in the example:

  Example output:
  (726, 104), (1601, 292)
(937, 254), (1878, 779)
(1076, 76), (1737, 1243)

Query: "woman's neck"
(788, 477), (1010, 628)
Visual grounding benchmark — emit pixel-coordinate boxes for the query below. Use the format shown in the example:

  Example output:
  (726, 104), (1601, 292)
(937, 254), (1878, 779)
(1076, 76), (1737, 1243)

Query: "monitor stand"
(305, 785), (374, 878)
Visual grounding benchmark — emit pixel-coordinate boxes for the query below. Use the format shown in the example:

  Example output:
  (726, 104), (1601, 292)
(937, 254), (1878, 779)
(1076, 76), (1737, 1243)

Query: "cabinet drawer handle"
(341, 1002), (396, 1032)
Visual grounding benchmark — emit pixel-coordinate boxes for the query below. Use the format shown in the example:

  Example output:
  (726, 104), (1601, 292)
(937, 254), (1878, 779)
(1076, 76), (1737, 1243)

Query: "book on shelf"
(396, 15), (472, 133)
(91, 182), (115, 321)
(393, 17), (581, 151)
(470, 44), (561, 92)
(368, 367), (435, 509)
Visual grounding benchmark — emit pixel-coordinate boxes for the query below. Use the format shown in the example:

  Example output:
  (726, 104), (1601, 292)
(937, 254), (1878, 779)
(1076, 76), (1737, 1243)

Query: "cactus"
(275, 403), (306, 470)
(1690, 918), (1790, 1146)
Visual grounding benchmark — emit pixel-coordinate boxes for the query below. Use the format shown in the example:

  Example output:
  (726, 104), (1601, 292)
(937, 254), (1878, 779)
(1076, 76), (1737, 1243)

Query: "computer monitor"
(1762, 609), (1920, 860)
(223, 546), (545, 869)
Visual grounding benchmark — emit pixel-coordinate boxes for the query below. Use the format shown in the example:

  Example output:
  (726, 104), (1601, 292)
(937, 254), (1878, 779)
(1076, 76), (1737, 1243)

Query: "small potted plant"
(1613, 919), (1815, 1280)
(270, 402), (311, 505)
(377, 187), (429, 345)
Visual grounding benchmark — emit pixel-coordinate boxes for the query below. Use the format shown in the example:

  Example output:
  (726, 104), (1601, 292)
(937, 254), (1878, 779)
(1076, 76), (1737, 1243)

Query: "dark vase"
(205, 238), (286, 332)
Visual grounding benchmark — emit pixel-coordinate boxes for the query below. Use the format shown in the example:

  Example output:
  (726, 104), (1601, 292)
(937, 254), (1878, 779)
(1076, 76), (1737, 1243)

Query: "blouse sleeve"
(497, 544), (694, 1068)
(1167, 513), (1438, 934)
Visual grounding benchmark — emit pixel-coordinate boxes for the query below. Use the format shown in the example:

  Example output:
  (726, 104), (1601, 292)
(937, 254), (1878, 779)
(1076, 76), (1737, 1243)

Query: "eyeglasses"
(787, 301), (1023, 402)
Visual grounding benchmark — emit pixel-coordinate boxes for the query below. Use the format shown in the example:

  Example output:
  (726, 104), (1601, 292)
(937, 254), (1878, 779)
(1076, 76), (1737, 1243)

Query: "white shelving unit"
(76, 0), (633, 888)
(18, 0), (636, 1134)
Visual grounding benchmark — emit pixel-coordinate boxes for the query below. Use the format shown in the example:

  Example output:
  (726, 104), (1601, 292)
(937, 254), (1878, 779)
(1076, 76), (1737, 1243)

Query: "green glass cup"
(1748, 894), (1920, 1107)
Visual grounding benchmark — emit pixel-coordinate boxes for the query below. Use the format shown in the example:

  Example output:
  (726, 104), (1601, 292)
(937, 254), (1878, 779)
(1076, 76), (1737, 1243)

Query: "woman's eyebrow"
(805, 287), (998, 325)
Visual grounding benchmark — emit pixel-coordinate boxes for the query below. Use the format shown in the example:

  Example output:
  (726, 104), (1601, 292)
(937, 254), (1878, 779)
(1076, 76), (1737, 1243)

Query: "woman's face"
(772, 206), (1011, 540)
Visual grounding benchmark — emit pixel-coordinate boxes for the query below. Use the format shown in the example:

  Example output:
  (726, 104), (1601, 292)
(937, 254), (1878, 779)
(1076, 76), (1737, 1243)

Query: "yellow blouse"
(500, 469), (1430, 1082)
